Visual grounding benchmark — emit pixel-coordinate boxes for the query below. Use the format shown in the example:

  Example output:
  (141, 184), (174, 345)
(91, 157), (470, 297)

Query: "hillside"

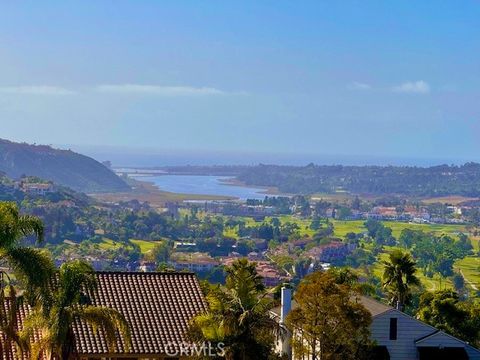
(0, 139), (129, 193)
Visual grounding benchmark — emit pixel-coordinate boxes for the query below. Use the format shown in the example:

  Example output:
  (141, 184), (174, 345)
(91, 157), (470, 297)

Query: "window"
(389, 318), (397, 340)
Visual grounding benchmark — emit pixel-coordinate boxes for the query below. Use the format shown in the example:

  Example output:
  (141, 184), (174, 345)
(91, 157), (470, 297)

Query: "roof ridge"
(94, 270), (195, 275)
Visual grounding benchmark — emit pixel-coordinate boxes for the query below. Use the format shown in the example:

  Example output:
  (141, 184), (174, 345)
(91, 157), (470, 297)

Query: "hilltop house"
(20, 182), (54, 196)
(273, 288), (480, 360)
(1, 272), (207, 359)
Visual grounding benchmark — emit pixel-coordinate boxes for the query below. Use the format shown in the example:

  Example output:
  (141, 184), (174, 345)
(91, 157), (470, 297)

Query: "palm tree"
(22, 260), (131, 360)
(190, 259), (279, 360)
(382, 250), (420, 311)
(0, 202), (55, 297)
(0, 202), (55, 357)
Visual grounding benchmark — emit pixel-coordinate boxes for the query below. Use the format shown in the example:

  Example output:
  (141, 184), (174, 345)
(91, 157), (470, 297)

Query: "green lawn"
(98, 237), (121, 250)
(331, 219), (466, 239)
(372, 250), (453, 292)
(222, 215), (316, 238)
(275, 215), (316, 237)
(130, 239), (160, 253)
(98, 237), (160, 254)
(455, 256), (480, 292)
(222, 215), (468, 241)
(386, 222), (466, 238)
(331, 220), (365, 237)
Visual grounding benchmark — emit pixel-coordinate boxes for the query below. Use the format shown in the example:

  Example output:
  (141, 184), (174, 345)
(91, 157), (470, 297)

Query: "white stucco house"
(273, 287), (480, 360)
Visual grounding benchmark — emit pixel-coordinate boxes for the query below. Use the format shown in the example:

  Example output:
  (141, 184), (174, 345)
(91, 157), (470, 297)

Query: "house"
(1, 272), (207, 359)
(255, 261), (289, 287)
(221, 257), (289, 287)
(21, 182), (54, 196)
(368, 206), (398, 220)
(306, 241), (355, 263)
(171, 252), (220, 272)
(272, 288), (480, 360)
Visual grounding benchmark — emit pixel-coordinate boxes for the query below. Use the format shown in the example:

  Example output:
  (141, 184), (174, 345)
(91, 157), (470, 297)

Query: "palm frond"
(2, 247), (55, 301)
(0, 202), (21, 248)
(20, 311), (49, 343)
(28, 334), (53, 360)
(17, 215), (45, 244)
(192, 313), (225, 341)
(58, 260), (97, 305)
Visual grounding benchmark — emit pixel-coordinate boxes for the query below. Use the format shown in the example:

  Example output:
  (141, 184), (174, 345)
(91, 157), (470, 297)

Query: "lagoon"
(131, 174), (267, 200)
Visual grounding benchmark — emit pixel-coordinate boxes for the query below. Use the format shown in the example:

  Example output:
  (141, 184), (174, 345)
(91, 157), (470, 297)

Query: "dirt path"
(460, 270), (478, 291)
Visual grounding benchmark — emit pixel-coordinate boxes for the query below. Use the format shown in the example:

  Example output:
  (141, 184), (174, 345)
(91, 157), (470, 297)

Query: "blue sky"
(0, 1), (479, 165)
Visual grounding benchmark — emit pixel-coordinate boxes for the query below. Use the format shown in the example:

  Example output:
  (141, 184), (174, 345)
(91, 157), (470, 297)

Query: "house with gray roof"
(272, 287), (480, 360)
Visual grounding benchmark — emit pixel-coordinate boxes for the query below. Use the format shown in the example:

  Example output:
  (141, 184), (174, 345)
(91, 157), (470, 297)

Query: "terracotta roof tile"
(1, 271), (206, 357)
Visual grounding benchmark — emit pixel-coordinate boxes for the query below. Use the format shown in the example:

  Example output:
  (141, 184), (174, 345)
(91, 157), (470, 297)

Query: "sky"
(0, 1), (479, 166)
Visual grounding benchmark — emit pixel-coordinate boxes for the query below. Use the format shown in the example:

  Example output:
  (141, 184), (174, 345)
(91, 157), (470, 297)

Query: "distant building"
(306, 241), (355, 262)
(171, 253), (219, 272)
(221, 257), (289, 287)
(21, 182), (53, 196)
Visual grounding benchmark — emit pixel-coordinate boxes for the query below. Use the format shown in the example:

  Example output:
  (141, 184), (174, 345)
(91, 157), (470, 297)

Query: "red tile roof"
(1, 271), (207, 358)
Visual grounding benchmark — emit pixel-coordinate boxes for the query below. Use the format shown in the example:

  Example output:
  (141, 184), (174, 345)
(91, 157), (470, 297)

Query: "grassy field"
(372, 249), (453, 292)
(130, 239), (160, 253)
(98, 237), (121, 250)
(331, 220), (365, 237)
(221, 215), (469, 241)
(98, 237), (160, 254)
(455, 256), (480, 292)
(421, 195), (480, 205)
(331, 219), (467, 239)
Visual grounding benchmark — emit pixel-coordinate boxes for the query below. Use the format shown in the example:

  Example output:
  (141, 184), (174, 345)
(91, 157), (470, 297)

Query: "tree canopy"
(286, 270), (373, 360)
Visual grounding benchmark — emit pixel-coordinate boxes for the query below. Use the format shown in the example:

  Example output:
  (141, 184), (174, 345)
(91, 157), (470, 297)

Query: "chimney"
(280, 287), (292, 324)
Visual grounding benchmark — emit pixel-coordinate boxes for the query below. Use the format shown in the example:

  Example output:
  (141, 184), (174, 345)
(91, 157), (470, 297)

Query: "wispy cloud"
(347, 82), (371, 91)
(391, 81), (430, 94)
(95, 84), (228, 96)
(0, 86), (76, 95)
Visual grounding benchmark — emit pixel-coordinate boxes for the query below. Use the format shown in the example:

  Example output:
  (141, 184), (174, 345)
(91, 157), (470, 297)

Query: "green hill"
(0, 139), (129, 193)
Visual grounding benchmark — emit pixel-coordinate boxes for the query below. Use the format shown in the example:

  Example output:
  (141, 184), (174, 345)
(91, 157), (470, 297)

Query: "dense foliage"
(236, 163), (480, 196)
(189, 258), (281, 360)
(286, 270), (373, 360)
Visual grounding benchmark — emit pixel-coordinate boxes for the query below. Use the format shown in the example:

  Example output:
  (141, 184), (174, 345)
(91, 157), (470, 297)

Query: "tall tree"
(189, 258), (280, 360)
(22, 260), (131, 360)
(0, 202), (55, 357)
(417, 290), (480, 347)
(0, 202), (54, 300)
(286, 271), (373, 360)
(382, 250), (420, 311)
